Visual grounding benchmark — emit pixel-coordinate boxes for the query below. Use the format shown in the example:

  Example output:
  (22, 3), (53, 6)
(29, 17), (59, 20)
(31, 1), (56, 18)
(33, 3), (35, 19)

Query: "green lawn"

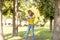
(3, 26), (53, 40)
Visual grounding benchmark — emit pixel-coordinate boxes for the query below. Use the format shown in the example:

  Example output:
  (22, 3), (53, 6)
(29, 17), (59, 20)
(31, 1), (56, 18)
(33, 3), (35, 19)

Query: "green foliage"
(18, 10), (26, 20)
(34, 0), (55, 19)
(18, 0), (34, 21)
(2, 0), (13, 16)
(2, 0), (34, 20)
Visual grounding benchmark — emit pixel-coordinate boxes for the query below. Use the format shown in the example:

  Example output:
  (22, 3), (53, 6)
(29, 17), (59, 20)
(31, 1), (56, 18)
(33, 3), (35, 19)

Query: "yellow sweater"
(28, 17), (35, 24)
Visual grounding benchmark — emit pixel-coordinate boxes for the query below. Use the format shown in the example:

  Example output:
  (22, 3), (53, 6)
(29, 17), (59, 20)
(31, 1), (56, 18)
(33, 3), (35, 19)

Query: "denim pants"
(25, 24), (34, 40)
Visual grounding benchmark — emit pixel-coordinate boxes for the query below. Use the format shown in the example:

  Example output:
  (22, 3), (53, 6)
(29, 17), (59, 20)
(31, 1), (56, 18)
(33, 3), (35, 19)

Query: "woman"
(25, 10), (35, 40)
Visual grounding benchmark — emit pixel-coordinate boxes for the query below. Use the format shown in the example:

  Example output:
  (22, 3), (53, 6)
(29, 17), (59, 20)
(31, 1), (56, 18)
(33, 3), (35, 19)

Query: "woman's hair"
(28, 10), (34, 16)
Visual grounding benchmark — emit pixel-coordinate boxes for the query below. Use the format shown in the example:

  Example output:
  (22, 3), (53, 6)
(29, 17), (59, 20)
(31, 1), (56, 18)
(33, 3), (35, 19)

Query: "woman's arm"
(27, 15), (35, 21)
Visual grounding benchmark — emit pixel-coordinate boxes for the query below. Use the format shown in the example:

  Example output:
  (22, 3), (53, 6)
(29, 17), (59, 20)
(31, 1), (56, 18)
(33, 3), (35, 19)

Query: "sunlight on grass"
(3, 26), (53, 40)
(46, 39), (50, 40)
(3, 26), (13, 35)
(35, 31), (41, 35)
(7, 36), (22, 40)
(18, 27), (27, 32)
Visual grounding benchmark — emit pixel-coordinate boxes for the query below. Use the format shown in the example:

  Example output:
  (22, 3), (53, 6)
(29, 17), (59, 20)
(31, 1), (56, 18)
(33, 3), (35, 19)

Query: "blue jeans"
(25, 24), (34, 40)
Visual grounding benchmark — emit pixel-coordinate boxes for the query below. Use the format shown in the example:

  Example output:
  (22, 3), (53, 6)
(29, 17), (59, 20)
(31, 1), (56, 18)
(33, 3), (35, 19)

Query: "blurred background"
(0, 0), (55, 40)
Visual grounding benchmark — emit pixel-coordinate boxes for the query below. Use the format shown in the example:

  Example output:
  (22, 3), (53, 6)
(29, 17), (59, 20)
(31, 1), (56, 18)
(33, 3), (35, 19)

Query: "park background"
(0, 0), (57, 40)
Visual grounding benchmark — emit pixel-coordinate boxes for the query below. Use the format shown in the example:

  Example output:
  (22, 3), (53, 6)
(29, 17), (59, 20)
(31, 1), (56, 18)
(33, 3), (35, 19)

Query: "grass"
(3, 26), (53, 40)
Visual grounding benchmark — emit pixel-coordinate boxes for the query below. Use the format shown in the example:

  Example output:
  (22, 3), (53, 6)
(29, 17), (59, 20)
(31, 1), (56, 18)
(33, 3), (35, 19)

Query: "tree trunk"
(50, 16), (52, 32)
(20, 16), (21, 26)
(13, 0), (18, 36)
(0, 0), (4, 40)
(53, 0), (60, 40)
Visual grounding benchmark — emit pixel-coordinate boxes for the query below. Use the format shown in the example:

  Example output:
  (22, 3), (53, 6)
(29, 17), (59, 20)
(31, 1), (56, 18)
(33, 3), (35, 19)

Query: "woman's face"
(29, 12), (32, 16)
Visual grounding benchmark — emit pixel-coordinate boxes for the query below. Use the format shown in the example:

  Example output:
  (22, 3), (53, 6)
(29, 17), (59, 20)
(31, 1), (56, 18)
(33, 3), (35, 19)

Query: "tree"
(13, 0), (18, 36)
(53, 0), (60, 40)
(34, 0), (55, 32)
(0, 0), (4, 40)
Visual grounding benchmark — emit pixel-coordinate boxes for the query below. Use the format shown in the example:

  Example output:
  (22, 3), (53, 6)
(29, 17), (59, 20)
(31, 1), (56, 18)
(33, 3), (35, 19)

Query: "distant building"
(2, 18), (28, 26)
(5, 18), (13, 25)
